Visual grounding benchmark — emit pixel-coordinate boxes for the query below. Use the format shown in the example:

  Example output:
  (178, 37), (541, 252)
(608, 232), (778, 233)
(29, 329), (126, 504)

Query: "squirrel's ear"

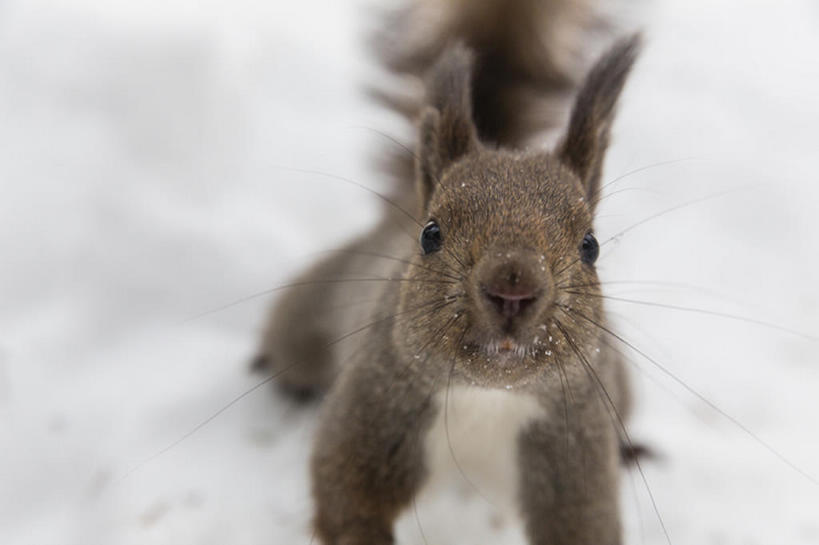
(557, 34), (641, 209)
(416, 44), (479, 210)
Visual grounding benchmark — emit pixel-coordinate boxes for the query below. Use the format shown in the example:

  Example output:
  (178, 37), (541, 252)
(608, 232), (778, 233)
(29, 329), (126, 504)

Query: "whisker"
(443, 333), (497, 507)
(553, 319), (672, 545)
(316, 248), (463, 281)
(600, 156), (704, 193)
(119, 295), (453, 481)
(271, 165), (423, 228)
(324, 307), (463, 545)
(349, 124), (446, 194)
(412, 496), (430, 545)
(269, 164), (439, 261)
(559, 280), (757, 311)
(323, 295), (384, 313)
(183, 276), (457, 323)
(443, 226), (470, 273)
(384, 307), (464, 398)
(292, 138), (469, 277)
(592, 338), (650, 545)
(562, 291), (819, 343)
(559, 279), (722, 293)
(351, 125), (417, 161)
(404, 317), (465, 545)
(590, 186), (658, 208)
(601, 185), (756, 249)
(553, 186), (751, 279)
(554, 353), (573, 466)
(561, 305), (819, 487)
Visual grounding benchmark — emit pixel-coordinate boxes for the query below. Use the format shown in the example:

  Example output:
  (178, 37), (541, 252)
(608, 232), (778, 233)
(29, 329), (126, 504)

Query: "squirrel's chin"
(481, 337), (533, 360)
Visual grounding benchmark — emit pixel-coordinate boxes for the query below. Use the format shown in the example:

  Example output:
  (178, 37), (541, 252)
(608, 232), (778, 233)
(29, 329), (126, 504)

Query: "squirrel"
(253, 0), (641, 543)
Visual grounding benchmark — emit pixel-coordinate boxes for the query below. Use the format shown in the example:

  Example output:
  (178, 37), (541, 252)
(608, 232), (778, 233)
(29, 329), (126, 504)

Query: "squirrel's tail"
(371, 0), (605, 182)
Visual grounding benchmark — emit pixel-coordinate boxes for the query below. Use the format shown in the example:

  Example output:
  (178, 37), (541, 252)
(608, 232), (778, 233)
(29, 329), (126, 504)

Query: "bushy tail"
(371, 0), (606, 182)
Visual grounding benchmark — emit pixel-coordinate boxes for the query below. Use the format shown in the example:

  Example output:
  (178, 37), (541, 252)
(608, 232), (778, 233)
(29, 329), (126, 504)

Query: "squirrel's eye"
(580, 232), (599, 265)
(420, 220), (443, 255)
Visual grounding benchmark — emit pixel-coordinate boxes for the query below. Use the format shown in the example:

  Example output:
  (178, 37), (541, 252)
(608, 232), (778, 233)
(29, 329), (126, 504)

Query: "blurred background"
(0, 0), (818, 544)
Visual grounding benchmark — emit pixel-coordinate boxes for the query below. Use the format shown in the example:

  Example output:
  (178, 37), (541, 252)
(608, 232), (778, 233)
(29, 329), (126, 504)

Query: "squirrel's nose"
(473, 249), (554, 328)
(480, 261), (543, 320)
(483, 285), (538, 319)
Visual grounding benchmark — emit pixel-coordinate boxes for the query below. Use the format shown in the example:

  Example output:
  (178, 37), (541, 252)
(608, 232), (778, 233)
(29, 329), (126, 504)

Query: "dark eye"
(580, 232), (599, 265)
(420, 220), (443, 255)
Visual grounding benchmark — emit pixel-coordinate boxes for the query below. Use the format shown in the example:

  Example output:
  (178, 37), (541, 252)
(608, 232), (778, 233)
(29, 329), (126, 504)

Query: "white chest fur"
(419, 385), (546, 518)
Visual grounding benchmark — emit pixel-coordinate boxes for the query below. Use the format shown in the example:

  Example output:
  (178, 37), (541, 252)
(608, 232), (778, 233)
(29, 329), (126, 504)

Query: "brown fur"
(255, 2), (641, 543)
(370, 0), (604, 193)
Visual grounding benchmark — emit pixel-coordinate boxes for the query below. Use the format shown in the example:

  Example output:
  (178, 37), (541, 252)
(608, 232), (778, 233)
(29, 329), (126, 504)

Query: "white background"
(1, 0), (818, 544)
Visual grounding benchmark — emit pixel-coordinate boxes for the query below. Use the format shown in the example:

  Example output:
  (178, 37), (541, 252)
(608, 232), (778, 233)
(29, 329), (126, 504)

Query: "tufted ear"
(416, 44), (480, 211)
(557, 34), (641, 210)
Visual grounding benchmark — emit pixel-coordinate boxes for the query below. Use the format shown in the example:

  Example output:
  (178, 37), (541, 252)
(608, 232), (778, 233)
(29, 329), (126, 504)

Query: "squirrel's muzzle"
(474, 249), (554, 331)
(484, 287), (537, 319)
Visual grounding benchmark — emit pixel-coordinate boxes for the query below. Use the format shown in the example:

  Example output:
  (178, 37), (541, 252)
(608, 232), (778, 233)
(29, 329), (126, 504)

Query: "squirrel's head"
(394, 36), (640, 388)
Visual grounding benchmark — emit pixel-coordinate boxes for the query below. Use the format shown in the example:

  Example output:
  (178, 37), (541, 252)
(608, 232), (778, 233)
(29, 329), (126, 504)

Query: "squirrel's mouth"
(473, 330), (557, 362)
(482, 337), (533, 358)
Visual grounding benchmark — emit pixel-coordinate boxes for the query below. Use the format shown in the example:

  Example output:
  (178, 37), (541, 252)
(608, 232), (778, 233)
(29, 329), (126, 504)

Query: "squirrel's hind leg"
(252, 251), (367, 403)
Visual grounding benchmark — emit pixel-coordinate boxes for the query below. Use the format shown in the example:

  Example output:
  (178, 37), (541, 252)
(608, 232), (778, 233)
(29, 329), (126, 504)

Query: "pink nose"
(483, 285), (538, 318)
(474, 249), (553, 327)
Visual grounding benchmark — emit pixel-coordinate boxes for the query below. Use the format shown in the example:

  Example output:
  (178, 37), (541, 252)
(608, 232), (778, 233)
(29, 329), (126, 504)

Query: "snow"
(0, 0), (818, 544)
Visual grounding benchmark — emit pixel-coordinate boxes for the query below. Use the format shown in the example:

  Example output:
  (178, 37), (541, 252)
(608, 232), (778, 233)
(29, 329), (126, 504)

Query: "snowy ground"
(1, 0), (818, 544)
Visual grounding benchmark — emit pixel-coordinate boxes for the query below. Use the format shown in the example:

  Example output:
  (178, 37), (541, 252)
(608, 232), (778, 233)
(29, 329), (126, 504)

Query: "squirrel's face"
(395, 150), (605, 387)
(391, 37), (639, 387)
